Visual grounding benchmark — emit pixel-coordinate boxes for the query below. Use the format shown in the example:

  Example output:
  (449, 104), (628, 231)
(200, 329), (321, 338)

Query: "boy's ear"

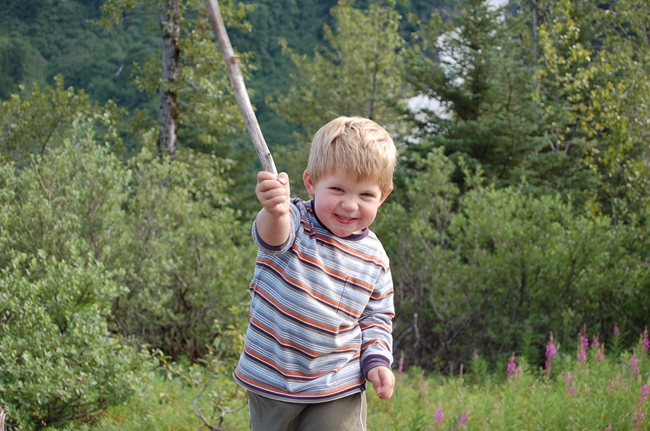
(303, 170), (316, 197)
(380, 187), (393, 205)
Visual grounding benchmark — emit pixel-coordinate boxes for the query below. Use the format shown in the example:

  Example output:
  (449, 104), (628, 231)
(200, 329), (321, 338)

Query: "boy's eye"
(331, 187), (344, 192)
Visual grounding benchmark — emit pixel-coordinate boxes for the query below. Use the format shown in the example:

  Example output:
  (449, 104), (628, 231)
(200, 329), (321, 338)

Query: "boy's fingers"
(277, 172), (289, 185)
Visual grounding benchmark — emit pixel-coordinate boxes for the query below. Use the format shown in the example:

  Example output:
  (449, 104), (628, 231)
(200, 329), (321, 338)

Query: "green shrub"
(377, 149), (650, 371)
(0, 113), (254, 362)
(0, 255), (151, 430)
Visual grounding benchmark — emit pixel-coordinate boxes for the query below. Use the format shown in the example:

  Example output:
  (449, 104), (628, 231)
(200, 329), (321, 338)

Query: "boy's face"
(303, 168), (392, 237)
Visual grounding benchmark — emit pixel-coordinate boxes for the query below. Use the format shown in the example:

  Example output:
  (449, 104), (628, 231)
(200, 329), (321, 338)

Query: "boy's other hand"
(256, 171), (291, 217)
(367, 366), (395, 400)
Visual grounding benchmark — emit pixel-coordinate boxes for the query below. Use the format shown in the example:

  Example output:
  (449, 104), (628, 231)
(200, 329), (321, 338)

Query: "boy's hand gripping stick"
(205, 0), (278, 176)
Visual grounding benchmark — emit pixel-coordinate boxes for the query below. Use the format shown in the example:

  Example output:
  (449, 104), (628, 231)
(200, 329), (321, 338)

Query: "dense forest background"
(0, 0), (649, 429)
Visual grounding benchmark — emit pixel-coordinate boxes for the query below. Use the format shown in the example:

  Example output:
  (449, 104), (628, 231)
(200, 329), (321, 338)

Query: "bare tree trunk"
(532, 1), (539, 68)
(0, 406), (6, 431)
(159, 0), (180, 157)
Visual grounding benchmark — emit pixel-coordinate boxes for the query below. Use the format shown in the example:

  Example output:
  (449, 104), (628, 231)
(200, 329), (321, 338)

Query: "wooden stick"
(204, 0), (278, 176)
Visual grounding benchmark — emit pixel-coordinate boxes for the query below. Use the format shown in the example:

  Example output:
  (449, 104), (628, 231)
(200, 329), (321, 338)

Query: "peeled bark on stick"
(204, 0), (277, 175)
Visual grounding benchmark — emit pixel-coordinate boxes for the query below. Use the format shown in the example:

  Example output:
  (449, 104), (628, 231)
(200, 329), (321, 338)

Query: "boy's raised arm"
(255, 171), (292, 246)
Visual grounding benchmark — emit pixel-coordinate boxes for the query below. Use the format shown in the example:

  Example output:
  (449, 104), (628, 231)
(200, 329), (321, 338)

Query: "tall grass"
(369, 330), (650, 430)
(63, 329), (649, 430)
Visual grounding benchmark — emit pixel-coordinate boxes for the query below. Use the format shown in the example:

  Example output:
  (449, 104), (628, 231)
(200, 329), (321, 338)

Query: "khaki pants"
(247, 391), (367, 431)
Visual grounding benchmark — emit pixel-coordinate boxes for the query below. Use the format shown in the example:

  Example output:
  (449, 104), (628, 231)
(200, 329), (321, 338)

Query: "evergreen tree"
(270, 0), (411, 185)
(404, 0), (545, 190)
(99, 0), (253, 157)
(532, 0), (650, 219)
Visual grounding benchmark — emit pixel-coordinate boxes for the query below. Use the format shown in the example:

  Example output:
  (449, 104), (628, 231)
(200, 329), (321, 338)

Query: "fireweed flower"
(565, 372), (575, 395)
(614, 325), (620, 338)
(630, 356), (640, 377)
(595, 346), (605, 361)
(457, 413), (469, 427)
(546, 341), (557, 359)
(604, 425), (612, 431)
(641, 385), (650, 402)
(642, 328), (649, 352)
(578, 347), (587, 363)
(434, 407), (444, 424)
(634, 410), (645, 429)
(546, 334), (557, 375)
(592, 335), (600, 348)
(580, 333), (589, 350)
(507, 354), (517, 378)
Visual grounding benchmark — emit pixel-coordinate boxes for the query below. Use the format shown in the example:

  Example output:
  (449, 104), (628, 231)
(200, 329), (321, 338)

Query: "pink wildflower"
(515, 365), (523, 377)
(592, 335), (600, 348)
(630, 356), (640, 377)
(545, 334), (556, 375)
(434, 407), (444, 424)
(565, 372), (575, 395)
(507, 354), (517, 377)
(457, 413), (470, 427)
(614, 325), (620, 338)
(604, 425), (612, 431)
(634, 410), (645, 428)
(580, 333), (589, 350)
(642, 328), (649, 352)
(641, 385), (650, 402)
(546, 341), (557, 360)
(398, 356), (404, 375)
(578, 347), (587, 363)
(595, 347), (605, 361)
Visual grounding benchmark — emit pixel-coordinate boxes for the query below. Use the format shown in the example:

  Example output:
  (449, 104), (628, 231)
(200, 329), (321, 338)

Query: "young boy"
(234, 116), (397, 431)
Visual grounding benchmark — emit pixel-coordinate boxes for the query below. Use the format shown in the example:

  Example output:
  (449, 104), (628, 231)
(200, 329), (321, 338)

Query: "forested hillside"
(1, 0), (649, 429)
(0, 0), (440, 148)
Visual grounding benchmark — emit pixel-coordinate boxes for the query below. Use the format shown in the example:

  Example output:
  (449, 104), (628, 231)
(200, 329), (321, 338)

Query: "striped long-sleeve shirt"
(234, 198), (395, 403)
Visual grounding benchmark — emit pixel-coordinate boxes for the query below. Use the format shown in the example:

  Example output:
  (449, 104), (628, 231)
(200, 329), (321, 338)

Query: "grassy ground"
(63, 338), (650, 431)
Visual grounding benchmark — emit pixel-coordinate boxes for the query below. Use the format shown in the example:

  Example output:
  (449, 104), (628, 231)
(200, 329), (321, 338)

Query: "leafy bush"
(0, 255), (151, 430)
(376, 149), (650, 371)
(110, 146), (255, 360)
(0, 102), (254, 362)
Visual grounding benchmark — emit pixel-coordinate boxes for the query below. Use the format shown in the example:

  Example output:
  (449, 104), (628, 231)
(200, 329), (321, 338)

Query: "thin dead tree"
(159, 0), (181, 157)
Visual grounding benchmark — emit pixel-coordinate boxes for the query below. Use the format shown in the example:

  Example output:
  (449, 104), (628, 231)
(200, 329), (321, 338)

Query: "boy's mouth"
(335, 214), (357, 224)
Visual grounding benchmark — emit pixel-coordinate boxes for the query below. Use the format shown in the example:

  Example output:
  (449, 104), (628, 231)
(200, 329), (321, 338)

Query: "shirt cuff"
(361, 354), (391, 378)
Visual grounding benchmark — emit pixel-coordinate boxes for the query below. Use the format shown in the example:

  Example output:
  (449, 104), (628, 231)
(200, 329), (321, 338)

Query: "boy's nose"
(341, 198), (358, 211)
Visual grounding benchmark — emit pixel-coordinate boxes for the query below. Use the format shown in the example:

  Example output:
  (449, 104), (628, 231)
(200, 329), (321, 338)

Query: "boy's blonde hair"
(307, 116), (397, 196)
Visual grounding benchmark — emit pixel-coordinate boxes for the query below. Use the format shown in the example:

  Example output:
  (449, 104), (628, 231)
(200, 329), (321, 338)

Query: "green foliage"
(98, 0), (254, 156)
(0, 76), (126, 163)
(0, 0), (155, 113)
(368, 341), (650, 431)
(404, 0), (546, 189)
(61, 364), (248, 431)
(533, 0), (650, 218)
(270, 0), (412, 189)
(0, 254), (151, 430)
(0, 87), (255, 362)
(110, 145), (255, 360)
(376, 148), (650, 371)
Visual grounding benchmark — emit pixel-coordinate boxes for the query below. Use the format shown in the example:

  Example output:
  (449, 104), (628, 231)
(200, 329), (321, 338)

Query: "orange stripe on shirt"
(250, 317), (360, 357)
(244, 346), (348, 379)
(258, 257), (363, 319)
(314, 234), (389, 271)
(253, 283), (356, 335)
(235, 368), (365, 398)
